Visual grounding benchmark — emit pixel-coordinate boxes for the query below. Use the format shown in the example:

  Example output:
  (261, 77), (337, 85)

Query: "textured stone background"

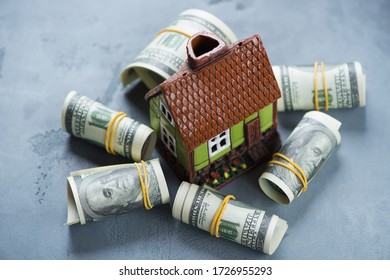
(0, 0), (389, 259)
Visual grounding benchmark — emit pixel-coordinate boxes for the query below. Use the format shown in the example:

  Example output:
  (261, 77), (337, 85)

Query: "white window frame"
(159, 100), (175, 127)
(160, 122), (177, 157)
(208, 129), (231, 158)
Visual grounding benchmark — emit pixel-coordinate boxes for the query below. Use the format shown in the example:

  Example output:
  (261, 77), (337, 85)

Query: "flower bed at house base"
(157, 128), (281, 189)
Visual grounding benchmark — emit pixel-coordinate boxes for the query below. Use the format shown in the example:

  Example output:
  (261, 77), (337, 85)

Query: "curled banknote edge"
(120, 9), (237, 89)
(172, 181), (288, 255)
(259, 111), (341, 204)
(62, 90), (156, 161)
(66, 158), (169, 225)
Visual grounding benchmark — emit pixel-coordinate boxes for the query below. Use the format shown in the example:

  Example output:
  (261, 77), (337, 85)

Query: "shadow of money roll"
(172, 182), (288, 255)
(259, 111), (341, 204)
(61, 91), (156, 161)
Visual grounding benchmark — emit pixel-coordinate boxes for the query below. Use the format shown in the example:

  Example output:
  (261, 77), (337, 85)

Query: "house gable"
(149, 33), (281, 152)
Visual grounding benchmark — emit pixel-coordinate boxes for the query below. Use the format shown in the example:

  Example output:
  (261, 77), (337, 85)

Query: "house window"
(160, 123), (176, 157)
(160, 100), (175, 127)
(208, 129), (231, 158)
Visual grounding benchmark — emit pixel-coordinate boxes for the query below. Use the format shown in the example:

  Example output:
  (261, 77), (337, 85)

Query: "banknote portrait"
(78, 166), (161, 218)
(276, 118), (337, 194)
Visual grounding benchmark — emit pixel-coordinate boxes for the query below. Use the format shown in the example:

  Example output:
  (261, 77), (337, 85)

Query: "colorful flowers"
(200, 157), (247, 187)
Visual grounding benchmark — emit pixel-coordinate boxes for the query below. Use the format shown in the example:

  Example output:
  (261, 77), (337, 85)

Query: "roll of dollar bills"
(120, 9), (237, 89)
(172, 182), (288, 255)
(273, 61), (366, 111)
(66, 158), (169, 225)
(259, 111), (341, 204)
(61, 91), (156, 161)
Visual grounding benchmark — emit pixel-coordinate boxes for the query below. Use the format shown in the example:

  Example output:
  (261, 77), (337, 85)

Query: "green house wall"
(230, 122), (244, 148)
(192, 104), (274, 170)
(149, 97), (160, 132)
(194, 143), (209, 171)
(259, 104), (273, 132)
(150, 95), (274, 173)
(176, 133), (189, 171)
(151, 95), (190, 171)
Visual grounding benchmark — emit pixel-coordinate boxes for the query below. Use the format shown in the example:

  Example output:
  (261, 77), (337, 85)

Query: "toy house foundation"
(146, 32), (282, 188)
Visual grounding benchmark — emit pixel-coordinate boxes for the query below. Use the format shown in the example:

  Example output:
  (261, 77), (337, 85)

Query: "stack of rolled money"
(61, 8), (356, 257)
(172, 182), (288, 255)
(259, 111), (342, 204)
(273, 62), (366, 111)
(62, 91), (156, 161)
(120, 9), (237, 89)
(119, 9), (366, 111)
(119, 10), (365, 112)
(66, 158), (169, 225)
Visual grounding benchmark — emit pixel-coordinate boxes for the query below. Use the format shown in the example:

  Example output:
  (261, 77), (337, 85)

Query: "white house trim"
(208, 129), (230, 158)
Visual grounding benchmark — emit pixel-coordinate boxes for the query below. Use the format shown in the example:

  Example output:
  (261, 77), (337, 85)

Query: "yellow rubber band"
(320, 62), (329, 111)
(269, 152), (308, 193)
(210, 194), (235, 237)
(104, 112), (127, 155)
(156, 27), (192, 38)
(313, 61), (329, 111)
(134, 161), (153, 210)
(108, 113), (127, 155)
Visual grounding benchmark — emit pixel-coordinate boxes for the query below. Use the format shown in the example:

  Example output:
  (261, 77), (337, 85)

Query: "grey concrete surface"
(0, 0), (389, 259)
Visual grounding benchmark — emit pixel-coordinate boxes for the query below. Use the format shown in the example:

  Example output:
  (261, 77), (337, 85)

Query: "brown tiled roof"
(148, 34), (281, 151)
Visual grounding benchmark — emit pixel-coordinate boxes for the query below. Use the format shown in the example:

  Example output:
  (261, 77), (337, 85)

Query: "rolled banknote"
(172, 181), (288, 255)
(273, 61), (366, 112)
(120, 9), (237, 89)
(66, 158), (169, 225)
(259, 111), (341, 204)
(61, 91), (156, 161)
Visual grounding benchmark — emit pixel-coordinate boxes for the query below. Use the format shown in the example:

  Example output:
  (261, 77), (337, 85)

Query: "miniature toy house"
(145, 32), (281, 188)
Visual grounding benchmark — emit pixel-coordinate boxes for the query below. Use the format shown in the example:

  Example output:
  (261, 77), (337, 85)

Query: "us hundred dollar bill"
(61, 91), (156, 161)
(172, 182), (288, 255)
(120, 9), (237, 89)
(259, 111), (341, 204)
(66, 158), (169, 225)
(273, 62), (366, 111)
